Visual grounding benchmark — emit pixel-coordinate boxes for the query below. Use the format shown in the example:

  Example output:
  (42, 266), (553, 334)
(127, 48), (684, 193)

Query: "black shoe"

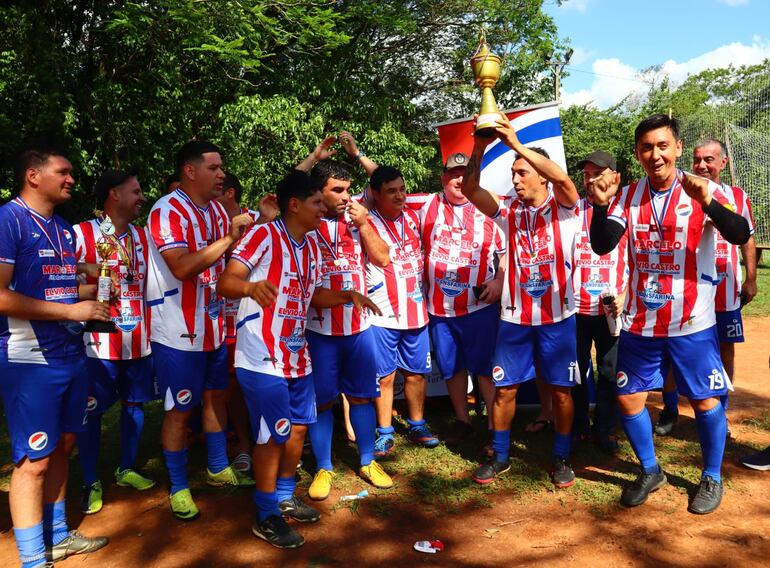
(688, 476), (723, 514)
(252, 514), (304, 549)
(444, 420), (474, 446)
(45, 531), (109, 562)
(620, 469), (667, 507)
(655, 409), (678, 436)
(741, 446), (770, 470)
(472, 456), (511, 484)
(551, 457), (575, 488)
(279, 495), (321, 523)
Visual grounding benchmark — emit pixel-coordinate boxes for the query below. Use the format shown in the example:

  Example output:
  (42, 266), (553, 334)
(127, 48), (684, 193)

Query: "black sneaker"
(741, 446), (770, 470)
(472, 456), (511, 484)
(654, 409), (678, 436)
(620, 469), (667, 507)
(551, 457), (576, 488)
(252, 514), (304, 549)
(45, 531), (109, 562)
(279, 495), (321, 523)
(444, 420), (474, 446)
(688, 476), (723, 515)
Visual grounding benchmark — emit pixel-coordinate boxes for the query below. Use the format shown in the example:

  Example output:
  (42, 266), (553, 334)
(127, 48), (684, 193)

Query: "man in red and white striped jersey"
(74, 168), (158, 515)
(146, 141), (256, 521)
(216, 172), (278, 474)
(590, 115), (751, 514)
(366, 165), (440, 455)
(218, 170), (380, 548)
(294, 134), (393, 501)
(461, 113), (581, 489)
(420, 153), (506, 444)
(656, 139), (757, 436)
(571, 152), (628, 455)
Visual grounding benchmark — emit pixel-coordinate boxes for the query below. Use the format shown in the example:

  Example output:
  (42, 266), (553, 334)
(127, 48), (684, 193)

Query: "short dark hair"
(165, 172), (180, 190)
(513, 147), (549, 162)
(175, 140), (221, 176)
(14, 142), (69, 190)
(310, 160), (352, 191)
(634, 114), (680, 146)
(369, 165), (403, 192)
(223, 172), (243, 203)
(94, 167), (139, 208)
(276, 170), (320, 216)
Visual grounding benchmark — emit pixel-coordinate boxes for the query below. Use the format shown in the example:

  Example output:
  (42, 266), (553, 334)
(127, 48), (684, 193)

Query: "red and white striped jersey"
(714, 184), (755, 312)
(366, 208), (428, 330)
(607, 175), (731, 337)
(146, 188), (230, 352)
(232, 220), (322, 379)
(419, 194), (505, 317)
(74, 219), (151, 360)
(573, 198), (629, 316)
(223, 208), (259, 340)
(306, 216), (370, 336)
(494, 193), (580, 326)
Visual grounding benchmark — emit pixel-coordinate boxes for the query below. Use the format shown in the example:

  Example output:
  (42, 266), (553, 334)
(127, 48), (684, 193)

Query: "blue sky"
(543, 0), (770, 108)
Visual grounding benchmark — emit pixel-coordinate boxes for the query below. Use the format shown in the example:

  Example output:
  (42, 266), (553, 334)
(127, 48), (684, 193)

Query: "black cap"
(444, 152), (469, 170)
(577, 151), (617, 171)
(93, 167), (139, 206)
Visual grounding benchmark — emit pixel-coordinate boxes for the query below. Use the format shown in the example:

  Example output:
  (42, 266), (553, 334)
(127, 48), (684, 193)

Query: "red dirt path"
(1, 318), (769, 567)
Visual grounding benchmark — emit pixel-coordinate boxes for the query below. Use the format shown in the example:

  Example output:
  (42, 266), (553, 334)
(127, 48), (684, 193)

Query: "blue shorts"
(491, 316), (579, 388)
(152, 342), (229, 412)
(370, 325), (432, 378)
(429, 305), (499, 380)
(615, 326), (730, 400)
(235, 369), (316, 445)
(0, 355), (88, 463)
(306, 329), (379, 406)
(85, 356), (159, 416)
(715, 309), (745, 343)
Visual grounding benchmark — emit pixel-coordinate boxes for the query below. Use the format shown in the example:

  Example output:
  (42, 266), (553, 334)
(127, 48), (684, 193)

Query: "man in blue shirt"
(0, 144), (111, 567)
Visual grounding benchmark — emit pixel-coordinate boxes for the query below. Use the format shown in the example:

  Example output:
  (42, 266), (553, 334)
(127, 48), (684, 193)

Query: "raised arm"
(347, 199), (389, 267)
(339, 131), (379, 177)
(588, 169), (625, 255)
(296, 135), (337, 173)
(217, 258), (278, 306)
(493, 113), (578, 208)
(461, 133), (500, 218)
(679, 172), (750, 245)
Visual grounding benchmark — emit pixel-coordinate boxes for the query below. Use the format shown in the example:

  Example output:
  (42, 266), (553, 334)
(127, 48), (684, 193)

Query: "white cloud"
(560, 0), (592, 12)
(569, 46), (595, 66)
(717, 0), (749, 7)
(561, 37), (770, 109)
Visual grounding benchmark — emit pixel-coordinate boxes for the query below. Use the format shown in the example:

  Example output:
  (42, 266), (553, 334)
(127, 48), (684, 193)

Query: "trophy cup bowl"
(83, 238), (118, 333)
(470, 37), (503, 138)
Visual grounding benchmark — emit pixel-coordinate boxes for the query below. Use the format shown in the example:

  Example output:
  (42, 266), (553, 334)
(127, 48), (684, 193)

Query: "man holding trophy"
(74, 168), (159, 516)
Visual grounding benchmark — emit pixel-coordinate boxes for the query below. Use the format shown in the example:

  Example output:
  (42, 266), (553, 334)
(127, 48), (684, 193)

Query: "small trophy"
(84, 216), (118, 333)
(470, 32), (503, 138)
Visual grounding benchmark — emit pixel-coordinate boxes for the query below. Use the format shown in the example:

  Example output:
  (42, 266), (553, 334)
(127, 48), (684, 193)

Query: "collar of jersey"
(175, 188), (210, 213)
(13, 197), (54, 222)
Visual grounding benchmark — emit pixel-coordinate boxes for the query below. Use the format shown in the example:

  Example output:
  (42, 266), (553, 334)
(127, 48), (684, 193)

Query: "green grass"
(741, 257), (770, 318)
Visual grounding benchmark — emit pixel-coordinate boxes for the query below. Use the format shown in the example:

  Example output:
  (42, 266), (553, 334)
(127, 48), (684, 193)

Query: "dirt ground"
(1, 318), (769, 568)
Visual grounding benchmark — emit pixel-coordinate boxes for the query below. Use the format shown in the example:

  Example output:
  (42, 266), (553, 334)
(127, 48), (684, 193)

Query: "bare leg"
(492, 385), (520, 431)
(341, 394), (356, 442)
(550, 386), (574, 437)
(478, 375), (496, 430)
(403, 372), (426, 422)
(9, 456), (49, 529)
(446, 369), (471, 424)
(227, 377), (252, 456)
(161, 407), (191, 452)
(374, 372), (395, 429)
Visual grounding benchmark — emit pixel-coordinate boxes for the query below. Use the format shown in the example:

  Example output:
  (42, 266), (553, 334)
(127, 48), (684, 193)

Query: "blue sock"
(622, 408), (659, 474)
(406, 418), (425, 429)
(275, 475), (296, 503)
(695, 404), (726, 483)
(308, 408), (334, 472)
(76, 413), (101, 486)
(553, 432), (571, 459)
(119, 404), (144, 471)
(663, 390), (679, 415)
(720, 394), (729, 411)
(377, 425), (395, 439)
(253, 490), (279, 522)
(13, 522), (45, 568)
(163, 449), (189, 494)
(205, 431), (229, 474)
(43, 500), (68, 547)
(492, 429), (510, 462)
(350, 402), (376, 466)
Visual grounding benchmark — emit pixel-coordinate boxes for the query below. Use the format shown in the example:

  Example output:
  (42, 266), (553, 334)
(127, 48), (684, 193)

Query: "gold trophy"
(84, 216), (118, 333)
(470, 32), (503, 138)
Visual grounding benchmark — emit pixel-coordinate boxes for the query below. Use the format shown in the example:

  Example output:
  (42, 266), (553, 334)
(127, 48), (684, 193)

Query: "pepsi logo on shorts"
(28, 431), (48, 451)
(492, 366), (505, 382)
(86, 396), (98, 412)
(616, 371), (629, 389)
(274, 418), (291, 437)
(176, 389), (193, 405)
